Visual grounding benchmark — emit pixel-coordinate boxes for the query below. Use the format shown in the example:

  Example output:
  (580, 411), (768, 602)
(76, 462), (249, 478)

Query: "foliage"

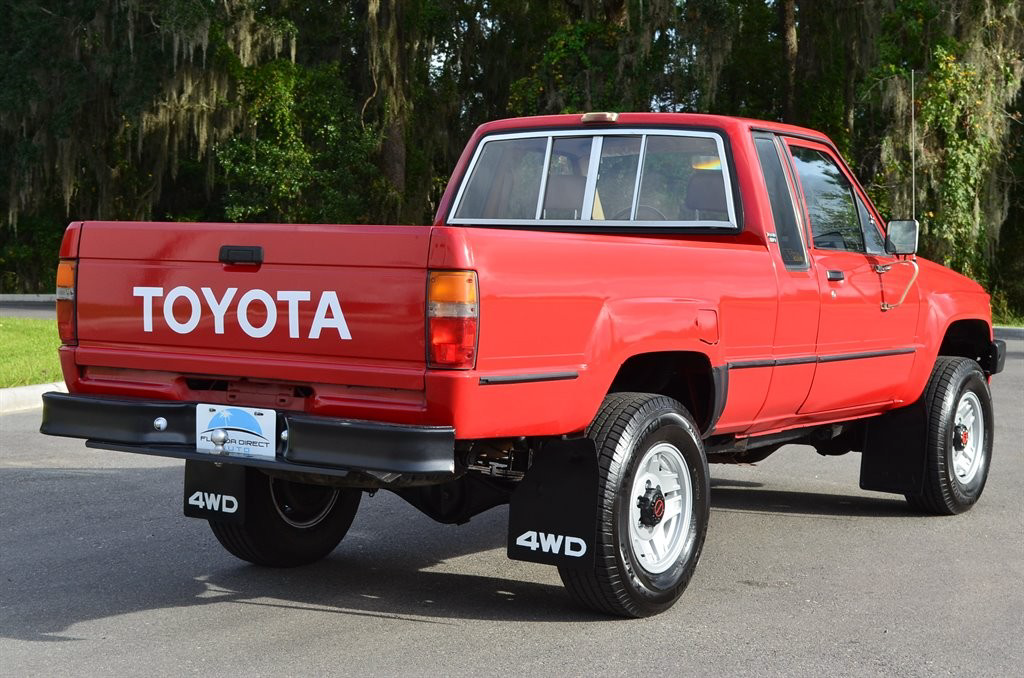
(0, 0), (1022, 319)
(0, 317), (61, 387)
(219, 60), (383, 223)
(918, 47), (999, 278)
(858, 0), (1022, 293)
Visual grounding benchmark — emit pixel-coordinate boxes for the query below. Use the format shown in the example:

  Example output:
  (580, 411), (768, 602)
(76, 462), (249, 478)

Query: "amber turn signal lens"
(56, 261), (76, 296)
(428, 271), (478, 304)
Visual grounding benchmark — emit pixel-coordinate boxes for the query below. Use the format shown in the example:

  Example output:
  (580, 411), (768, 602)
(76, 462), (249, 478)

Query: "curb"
(0, 294), (56, 302)
(0, 382), (66, 414)
(994, 326), (1024, 339)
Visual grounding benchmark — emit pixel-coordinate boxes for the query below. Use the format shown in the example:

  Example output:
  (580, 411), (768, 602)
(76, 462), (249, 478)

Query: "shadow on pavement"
(2, 460), (913, 641)
(710, 485), (910, 517)
(0, 465), (603, 642)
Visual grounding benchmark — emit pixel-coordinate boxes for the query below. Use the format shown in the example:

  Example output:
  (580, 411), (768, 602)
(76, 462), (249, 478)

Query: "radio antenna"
(911, 69), (916, 222)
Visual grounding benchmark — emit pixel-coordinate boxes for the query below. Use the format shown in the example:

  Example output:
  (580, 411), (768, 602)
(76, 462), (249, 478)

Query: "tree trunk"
(780, 0), (798, 121)
(366, 0), (409, 207)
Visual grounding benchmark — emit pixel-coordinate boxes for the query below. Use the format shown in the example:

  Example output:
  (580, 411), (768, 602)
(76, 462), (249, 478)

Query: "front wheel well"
(939, 319), (992, 371)
(607, 352), (716, 433)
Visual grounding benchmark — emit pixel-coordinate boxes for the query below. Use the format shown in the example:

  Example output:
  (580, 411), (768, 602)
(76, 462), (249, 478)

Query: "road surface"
(1, 339), (1021, 676)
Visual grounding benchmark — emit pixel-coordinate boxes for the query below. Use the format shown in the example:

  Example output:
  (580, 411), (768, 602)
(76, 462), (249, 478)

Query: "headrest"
(685, 171), (728, 214)
(544, 174), (587, 213)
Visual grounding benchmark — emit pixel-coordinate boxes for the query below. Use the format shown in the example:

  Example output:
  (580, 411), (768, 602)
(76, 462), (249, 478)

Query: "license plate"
(195, 403), (277, 459)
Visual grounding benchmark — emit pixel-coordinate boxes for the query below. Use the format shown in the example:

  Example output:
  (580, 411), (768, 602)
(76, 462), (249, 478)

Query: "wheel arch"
(606, 351), (722, 436)
(939, 318), (996, 373)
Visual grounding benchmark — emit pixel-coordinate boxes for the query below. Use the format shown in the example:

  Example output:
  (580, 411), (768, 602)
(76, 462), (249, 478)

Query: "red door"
(783, 140), (919, 415)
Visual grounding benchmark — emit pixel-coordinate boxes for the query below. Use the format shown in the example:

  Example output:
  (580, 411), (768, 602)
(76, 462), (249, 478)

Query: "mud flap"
(860, 403), (926, 495)
(507, 438), (597, 569)
(183, 460), (246, 524)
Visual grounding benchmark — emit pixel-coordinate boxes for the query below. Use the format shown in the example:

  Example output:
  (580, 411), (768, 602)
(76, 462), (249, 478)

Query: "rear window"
(450, 129), (738, 229)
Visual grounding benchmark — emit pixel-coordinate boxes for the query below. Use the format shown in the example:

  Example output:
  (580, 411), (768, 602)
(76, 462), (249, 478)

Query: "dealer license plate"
(195, 403), (277, 459)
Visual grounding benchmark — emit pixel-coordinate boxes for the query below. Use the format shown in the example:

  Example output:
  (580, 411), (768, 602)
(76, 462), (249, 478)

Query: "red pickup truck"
(41, 112), (1005, 617)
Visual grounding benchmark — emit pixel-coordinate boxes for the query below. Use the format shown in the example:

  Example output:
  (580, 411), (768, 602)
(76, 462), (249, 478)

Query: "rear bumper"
(40, 392), (456, 480)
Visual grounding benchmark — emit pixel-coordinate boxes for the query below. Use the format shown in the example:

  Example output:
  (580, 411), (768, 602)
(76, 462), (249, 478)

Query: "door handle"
(826, 270), (844, 282)
(219, 245), (263, 266)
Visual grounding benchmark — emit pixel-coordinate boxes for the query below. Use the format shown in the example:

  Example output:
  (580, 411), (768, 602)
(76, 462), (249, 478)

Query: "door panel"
(783, 141), (919, 414)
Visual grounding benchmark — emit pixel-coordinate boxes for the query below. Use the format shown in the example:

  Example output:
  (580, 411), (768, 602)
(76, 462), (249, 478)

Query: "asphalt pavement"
(1, 339), (1022, 676)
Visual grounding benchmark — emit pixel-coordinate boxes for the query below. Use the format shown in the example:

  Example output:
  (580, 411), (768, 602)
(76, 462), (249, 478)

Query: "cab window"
(789, 146), (864, 253)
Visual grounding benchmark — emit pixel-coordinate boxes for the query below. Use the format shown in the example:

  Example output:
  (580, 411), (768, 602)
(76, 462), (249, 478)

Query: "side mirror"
(886, 219), (919, 255)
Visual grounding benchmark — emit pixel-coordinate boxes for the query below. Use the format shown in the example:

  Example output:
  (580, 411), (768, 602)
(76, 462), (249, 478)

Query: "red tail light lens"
(56, 259), (77, 344)
(427, 270), (479, 369)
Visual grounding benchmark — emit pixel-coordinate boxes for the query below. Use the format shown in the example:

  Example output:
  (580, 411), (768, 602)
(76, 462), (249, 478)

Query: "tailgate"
(74, 221), (429, 390)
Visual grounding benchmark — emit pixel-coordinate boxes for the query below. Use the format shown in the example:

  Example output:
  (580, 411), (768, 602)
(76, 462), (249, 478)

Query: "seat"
(543, 174), (587, 219)
(684, 171), (728, 216)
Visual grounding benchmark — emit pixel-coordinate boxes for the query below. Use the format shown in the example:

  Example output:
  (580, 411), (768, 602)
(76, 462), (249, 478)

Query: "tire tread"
(560, 392), (705, 617)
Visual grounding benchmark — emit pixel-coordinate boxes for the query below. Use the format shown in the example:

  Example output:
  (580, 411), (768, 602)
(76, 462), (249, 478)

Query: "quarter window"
(754, 137), (807, 267)
(856, 194), (887, 255)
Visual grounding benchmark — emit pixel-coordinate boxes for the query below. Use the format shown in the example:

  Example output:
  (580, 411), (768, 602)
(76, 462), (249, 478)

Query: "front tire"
(905, 357), (994, 515)
(209, 468), (361, 567)
(559, 393), (710, 617)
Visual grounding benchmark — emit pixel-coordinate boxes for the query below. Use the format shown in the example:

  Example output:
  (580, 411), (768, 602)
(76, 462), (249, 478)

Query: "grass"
(0, 317), (63, 388)
(992, 311), (1024, 328)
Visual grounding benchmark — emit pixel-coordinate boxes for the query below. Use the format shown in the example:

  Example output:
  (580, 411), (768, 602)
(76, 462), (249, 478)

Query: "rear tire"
(209, 468), (361, 567)
(559, 393), (710, 617)
(905, 357), (993, 515)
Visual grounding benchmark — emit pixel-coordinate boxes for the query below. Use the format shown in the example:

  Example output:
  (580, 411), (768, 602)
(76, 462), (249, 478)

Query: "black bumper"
(989, 339), (1006, 375)
(40, 392), (456, 480)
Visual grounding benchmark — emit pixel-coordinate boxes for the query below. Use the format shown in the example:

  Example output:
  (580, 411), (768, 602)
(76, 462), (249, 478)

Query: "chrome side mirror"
(886, 219), (919, 255)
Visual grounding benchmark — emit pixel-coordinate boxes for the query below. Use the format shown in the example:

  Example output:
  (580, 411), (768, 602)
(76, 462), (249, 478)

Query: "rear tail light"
(427, 270), (479, 369)
(56, 259), (77, 344)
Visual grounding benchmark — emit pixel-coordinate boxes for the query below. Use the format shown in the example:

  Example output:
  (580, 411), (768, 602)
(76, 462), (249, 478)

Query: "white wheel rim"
(951, 391), (985, 485)
(628, 442), (693, 575)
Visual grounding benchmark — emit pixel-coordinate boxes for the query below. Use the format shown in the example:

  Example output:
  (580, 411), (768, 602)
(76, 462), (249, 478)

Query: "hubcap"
(628, 442), (693, 575)
(269, 478), (340, 529)
(951, 391), (985, 485)
(637, 486), (666, 527)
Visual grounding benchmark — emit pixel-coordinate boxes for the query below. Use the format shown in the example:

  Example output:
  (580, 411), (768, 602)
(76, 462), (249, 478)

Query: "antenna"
(911, 69), (916, 222)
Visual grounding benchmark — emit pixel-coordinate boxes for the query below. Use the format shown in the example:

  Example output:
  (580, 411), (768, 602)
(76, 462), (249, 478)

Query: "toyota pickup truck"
(41, 112), (1006, 617)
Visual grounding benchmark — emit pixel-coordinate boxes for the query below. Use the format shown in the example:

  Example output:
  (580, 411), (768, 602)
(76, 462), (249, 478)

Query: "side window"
(789, 146), (864, 253)
(454, 137), (547, 219)
(856, 194), (887, 255)
(754, 137), (807, 268)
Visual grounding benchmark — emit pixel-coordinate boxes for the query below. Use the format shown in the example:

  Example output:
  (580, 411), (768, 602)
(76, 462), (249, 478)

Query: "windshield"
(450, 129), (737, 228)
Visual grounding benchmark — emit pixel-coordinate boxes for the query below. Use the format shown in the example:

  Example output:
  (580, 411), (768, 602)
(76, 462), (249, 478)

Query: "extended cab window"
(753, 137), (807, 268)
(450, 130), (738, 228)
(789, 146), (864, 253)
